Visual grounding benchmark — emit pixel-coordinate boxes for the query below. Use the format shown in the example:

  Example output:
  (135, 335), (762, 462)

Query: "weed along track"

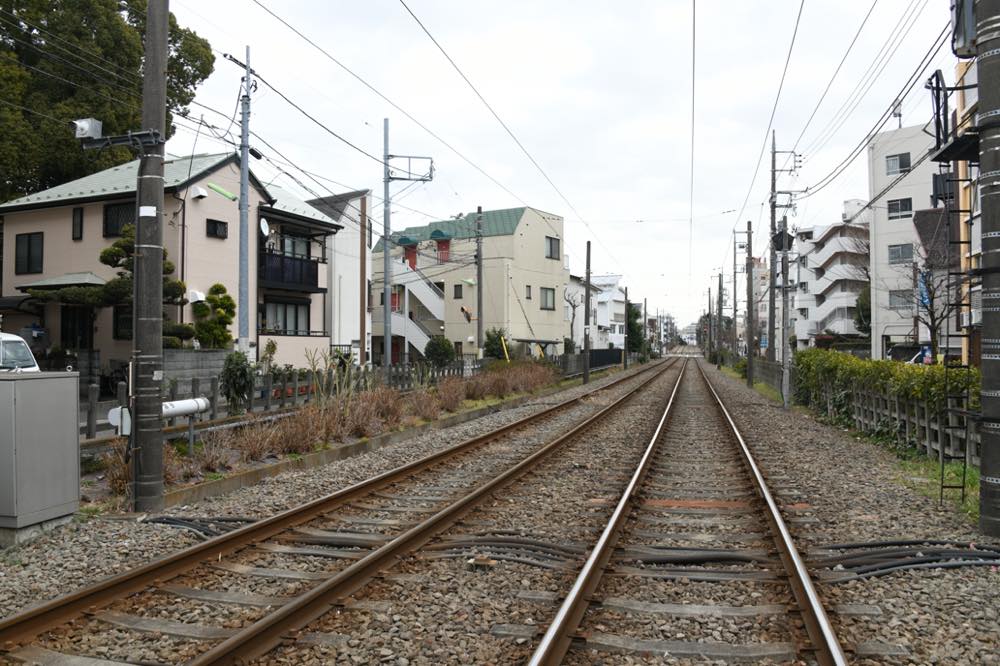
(0, 360), (673, 665)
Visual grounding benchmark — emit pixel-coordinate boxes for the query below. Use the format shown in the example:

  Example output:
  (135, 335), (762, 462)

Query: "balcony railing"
(258, 251), (321, 292)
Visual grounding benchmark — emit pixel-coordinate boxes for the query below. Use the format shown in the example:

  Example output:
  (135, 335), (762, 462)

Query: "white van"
(0, 332), (40, 372)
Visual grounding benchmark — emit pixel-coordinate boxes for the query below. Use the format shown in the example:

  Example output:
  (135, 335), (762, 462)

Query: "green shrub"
(733, 357), (747, 378)
(194, 283), (235, 349)
(220, 351), (256, 415)
(164, 322), (196, 340)
(484, 328), (508, 360)
(424, 335), (456, 368)
(162, 335), (182, 349)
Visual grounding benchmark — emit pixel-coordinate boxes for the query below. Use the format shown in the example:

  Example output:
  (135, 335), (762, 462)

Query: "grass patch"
(894, 449), (979, 523)
(205, 471), (225, 481)
(74, 505), (103, 522)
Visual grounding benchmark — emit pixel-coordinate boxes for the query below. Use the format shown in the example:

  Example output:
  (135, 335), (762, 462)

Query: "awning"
(0, 295), (41, 313)
(16, 271), (106, 292)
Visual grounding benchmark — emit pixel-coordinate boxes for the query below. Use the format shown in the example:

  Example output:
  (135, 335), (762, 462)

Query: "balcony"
(258, 251), (322, 292)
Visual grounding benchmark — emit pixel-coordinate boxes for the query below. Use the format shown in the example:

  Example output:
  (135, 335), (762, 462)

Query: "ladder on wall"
(939, 160), (976, 504)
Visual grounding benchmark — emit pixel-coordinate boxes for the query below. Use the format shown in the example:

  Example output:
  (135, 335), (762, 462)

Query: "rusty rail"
(0, 359), (671, 651)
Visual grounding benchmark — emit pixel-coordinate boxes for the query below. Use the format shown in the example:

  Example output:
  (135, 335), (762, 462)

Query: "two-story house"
(563, 274), (601, 352)
(0, 152), (362, 370)
(591, 275), (627, 349)
(371, 207), (570, 362)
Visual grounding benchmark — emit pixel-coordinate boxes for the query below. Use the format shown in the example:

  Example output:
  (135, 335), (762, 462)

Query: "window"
(103, 201), (133, 237)
(453, 283), (463, 299)
(206, 219), (228, 239)
(263, 300), (310, 334)
(72, 207), (83, 241)
(453, 341), (462, 356)
(113, 304), (133, 340)
(889, 289), (913, 311)
(545, 236), (560, 260)
(281, 234), (309, 258)
(14, 232), (43, 274)
(540, 287), (555, 310)
(888, 243), (914, 264)
(525, 285), (532, 300)
(886, 152), (911, 176)
(887, 198), (912, 220)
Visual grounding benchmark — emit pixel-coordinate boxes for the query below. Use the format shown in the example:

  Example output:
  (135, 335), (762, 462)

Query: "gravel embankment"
(256, 361), (682, 665)
(0, 365), (650, 623)
(702, 360), (1000, 665)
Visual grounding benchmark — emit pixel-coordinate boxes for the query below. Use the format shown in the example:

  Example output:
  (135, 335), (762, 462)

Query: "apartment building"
(563, 274), (600, 352)
(307, 191), (374, 364)
(371, 207), (570, 362)
(0, 152), (362, 369)
(867, 125), (938, 359)
(590, 275), (627, 348)
(792, 200), (871, 348)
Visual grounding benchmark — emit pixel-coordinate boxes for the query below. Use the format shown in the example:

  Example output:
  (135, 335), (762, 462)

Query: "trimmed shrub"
(424, 335), (456, 368)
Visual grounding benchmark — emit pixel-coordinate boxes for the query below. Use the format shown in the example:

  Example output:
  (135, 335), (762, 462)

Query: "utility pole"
(132, 0), (168, 512)
(382, 119), (391, 369)
(706, 288), (712, 357)
(716, 272), (723, 369)
(623, 286), (629, 370)
(768, 130), (777, 362)
(358, 196), (368, 366)
(643, 297), (647, 358)
(237, 46), (251, 354)
(476, 206), (484, 358)
(583, 241), (592, 383)
(381, 118), (433, 369)
(976, 0), (1000, 536)
(732, 233), (738, 358)
(745, 219), (754, 388)
(780, 215), (791, 409)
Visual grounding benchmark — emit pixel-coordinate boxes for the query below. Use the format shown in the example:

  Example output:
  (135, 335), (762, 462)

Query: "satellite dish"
(259, 218), (270, 236)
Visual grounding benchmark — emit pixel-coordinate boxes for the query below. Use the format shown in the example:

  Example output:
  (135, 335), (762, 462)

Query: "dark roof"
(373, 207), (527, 252)
(306, 190), (369, 222)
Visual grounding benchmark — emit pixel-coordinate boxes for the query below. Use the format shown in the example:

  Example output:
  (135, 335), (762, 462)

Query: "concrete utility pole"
(780, 215), (791, 409)
(768, 130), (777, 362)
(583, 241), (592, 383)
(976, 0), (1000, 536)
(716, 272), (723, 369)
(745, 219), (754, 388)
(359, 197), (367, 366)
(623, 286), (629, 370)
(132, 0), (168, 512)
(643, 297), (647, 356)
(476, 206), (484, 358)
(732, 234), (738, 357)
(237, 46), (251, 353)
(382, 119), (392, 369)
(706, 288), (712, 357)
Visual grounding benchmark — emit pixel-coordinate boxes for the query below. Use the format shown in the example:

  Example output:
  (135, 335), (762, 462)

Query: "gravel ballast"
(703, 360), (1000, 665)
(0, 366), (646, 623)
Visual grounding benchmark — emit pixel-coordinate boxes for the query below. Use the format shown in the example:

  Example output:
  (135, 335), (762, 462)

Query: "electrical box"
(0, 372), (79, 532)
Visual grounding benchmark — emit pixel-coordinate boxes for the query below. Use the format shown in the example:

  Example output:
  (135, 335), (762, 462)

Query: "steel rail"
(527, 358), (688, 665)
(697, 362), (847, 666)
(187, 359), (679, 664)
(0, 360), (670, 648)
(527, 357), (847, 666)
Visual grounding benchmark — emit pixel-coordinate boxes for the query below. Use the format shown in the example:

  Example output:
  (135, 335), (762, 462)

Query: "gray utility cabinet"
(0, 372), (80, 529)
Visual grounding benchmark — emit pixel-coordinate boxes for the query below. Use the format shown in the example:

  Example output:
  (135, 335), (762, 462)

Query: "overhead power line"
(396, 0), (616, 267)
(249, 0), (527, 207)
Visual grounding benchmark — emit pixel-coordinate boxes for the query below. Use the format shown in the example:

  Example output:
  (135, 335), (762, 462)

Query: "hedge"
(793, 348), (980, 420)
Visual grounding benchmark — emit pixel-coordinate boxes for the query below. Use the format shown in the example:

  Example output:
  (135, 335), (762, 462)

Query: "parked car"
(0, 332), (40, 372)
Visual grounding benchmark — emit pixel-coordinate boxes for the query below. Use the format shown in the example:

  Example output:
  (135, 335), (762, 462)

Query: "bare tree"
(564, 290), (581, 343)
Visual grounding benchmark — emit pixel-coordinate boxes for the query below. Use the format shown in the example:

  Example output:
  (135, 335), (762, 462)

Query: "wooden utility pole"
(132, 0), (168, 512)
(716, 272), (723, 369)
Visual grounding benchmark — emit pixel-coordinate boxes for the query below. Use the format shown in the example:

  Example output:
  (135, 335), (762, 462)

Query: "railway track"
(0, 359), (674, 665)
(529, 357), (846, 665)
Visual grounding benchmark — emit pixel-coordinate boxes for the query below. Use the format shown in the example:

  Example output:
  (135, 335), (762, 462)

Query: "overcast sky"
(165, 0), (950, 327)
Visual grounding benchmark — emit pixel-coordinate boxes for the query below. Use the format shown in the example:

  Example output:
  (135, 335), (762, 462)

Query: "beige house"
(0, 152), (345, 370)
(372, 207), (570, 362)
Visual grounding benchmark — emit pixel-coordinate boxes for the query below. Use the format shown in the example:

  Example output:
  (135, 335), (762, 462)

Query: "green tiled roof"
(373, 207), (526, 252)
(0, 153), (246, 212)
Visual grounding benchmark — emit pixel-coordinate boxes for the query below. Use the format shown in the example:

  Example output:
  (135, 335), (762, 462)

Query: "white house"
(591, 274), (627, 348)
(563, 274), (600, 352)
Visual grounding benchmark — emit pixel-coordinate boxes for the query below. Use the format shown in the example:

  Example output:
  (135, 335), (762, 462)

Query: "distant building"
(792, 200), (870, 348)
(371, 207), (569, 361)
(590, 275), (627, 349)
